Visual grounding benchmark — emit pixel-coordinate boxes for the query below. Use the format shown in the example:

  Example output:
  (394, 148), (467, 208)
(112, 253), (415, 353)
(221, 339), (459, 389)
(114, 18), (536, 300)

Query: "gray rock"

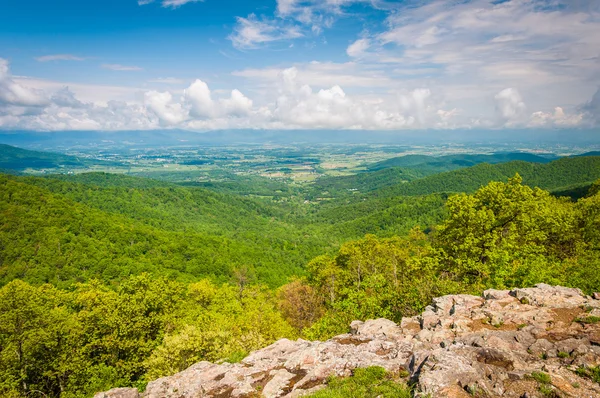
(96, 285), (600, 398)
(94, 388), (139, 398)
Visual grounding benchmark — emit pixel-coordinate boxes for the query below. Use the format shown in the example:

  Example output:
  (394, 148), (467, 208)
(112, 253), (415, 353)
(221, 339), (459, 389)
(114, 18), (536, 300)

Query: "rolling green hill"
(364, 156), (600, 199)
(0, 143), (119, 170)
(366, 152), (553, 171)
(0, 172), (448, 289)
(2, 155), (599, 291)
(309, 152), (555, 198)
(0, 173), (331, 287)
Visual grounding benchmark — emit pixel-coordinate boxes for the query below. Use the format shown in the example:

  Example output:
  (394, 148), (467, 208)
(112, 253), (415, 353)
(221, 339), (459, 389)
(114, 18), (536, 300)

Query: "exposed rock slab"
(96, 284), (600, 398)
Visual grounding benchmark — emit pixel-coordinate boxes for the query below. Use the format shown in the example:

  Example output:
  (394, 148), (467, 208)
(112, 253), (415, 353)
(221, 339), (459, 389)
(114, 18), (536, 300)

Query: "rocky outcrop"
(96, 284), (600, 398)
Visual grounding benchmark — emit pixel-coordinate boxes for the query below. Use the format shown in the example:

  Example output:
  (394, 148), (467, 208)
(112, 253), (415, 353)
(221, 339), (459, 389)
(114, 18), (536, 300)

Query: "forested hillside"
(365, 156), (600, 198)
(2, 174), (600, 397)
(1, 152), (600, 398)
(0, 174), (324, 287)
(0, 144), (118, 170)
(366, 152), (553, 171)
(309, 155), (591, 198)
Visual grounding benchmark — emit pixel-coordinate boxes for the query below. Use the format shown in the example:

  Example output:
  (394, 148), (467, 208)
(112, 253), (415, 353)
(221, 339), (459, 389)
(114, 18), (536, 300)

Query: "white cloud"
(101, 64), (143, 71)
(0, 59), (49, 107)
(222, 89), (253, 117)
(352, 0), (600, 115)
(229, 14), (303, 49)
(266, 66), (440, 129)
(230, 0), (368, 49)
(13, 76), (141, 104)
(148, 77), (186, 84)
(233, 61), (395, 89)
(185, 79), (215, 118)
(51, 87), (85, 108)
(138, 0), (204, 8)
(35, 54), (86, 62)
(530, 106), (583, 127)
(144, 91), (187, 125)
(346, 39), (370, 58)
(495, 88), (526, 123)
(1, 50), (597, 132)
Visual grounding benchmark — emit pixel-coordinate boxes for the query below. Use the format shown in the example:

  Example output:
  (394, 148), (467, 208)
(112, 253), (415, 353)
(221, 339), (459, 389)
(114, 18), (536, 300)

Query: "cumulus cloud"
(267, 67), (439, 129)
(495, 88), (526, 124)
(51, 87), (85, 108)
(185, 79), (215, 118)
(222, 89), (253, 117)
(0, 59), (49, 107)
(144, 91), (188, 125)
(0, 56), (594, 131)
(529, 106), (583, 127)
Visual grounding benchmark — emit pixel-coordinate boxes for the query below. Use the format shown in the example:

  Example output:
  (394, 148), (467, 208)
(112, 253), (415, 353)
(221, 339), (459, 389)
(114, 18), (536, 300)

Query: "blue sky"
(0, 0), (599, 131)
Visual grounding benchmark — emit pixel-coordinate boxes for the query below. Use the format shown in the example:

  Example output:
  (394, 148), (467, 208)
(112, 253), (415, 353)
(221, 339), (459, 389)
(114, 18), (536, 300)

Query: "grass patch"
(575, 366), (600, 384)
(575, 316), (600, 324)
(557, 351), (570, 358)
(530, 371), (552, 384)
(307, 367), (412, 398)
(530, 372), (558, 397)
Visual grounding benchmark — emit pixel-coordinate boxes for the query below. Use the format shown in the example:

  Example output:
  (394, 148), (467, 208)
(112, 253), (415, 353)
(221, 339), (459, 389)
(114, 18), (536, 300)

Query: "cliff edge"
(96, 284), (600, 397)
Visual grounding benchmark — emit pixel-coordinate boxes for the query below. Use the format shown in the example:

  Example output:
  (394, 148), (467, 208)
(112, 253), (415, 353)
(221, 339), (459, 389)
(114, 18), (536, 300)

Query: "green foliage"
(0, 276), (294, 397)
(303, 230), (456, 340)
(575, 366), (600, 384)
(368, 156), (600, 198)
(145, 280), (295, 379)
(301, 174), (600, 340)
(2, 155), (600, 398)
(530, 371), (552, 384)
(0, 174), (321, 287)
(435, 174), (580, 289)
(306, 367), (411, 398)
(575, 316), (600, 324)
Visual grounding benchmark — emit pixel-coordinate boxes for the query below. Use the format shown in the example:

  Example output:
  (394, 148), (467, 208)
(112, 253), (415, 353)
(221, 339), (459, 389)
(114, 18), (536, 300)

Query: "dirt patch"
(332, 336), (371, 346)
(502, 379), (543, 397)
(441, 384), (473, 398)
(282, 369), (309, 394)
(375, 346), (394, 356)
(212, 386), (235, 398)
(551, 307), (583, 325)
(250, 370), (274, 391)
(470, 319), (518, 332)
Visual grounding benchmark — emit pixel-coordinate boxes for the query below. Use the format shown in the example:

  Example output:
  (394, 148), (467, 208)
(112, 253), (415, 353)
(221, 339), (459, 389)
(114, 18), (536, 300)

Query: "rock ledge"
(96, 284), (600, 397)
